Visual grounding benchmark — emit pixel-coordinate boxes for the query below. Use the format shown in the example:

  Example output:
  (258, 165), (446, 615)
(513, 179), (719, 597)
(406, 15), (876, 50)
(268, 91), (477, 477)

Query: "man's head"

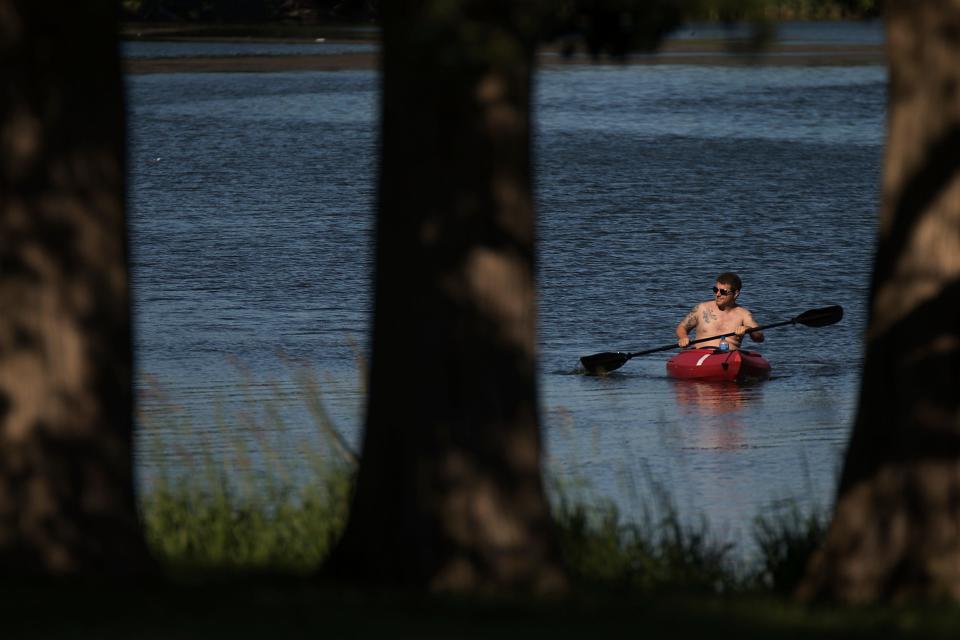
(713, 271), (742, 306)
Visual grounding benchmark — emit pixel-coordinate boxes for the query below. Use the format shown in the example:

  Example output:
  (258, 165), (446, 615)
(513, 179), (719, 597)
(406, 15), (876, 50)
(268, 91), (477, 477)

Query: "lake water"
(128, 23), (885, 552)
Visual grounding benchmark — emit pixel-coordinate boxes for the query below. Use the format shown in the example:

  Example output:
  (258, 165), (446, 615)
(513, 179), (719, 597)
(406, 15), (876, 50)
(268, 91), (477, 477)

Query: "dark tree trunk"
(799, 0), (960, 602)
(324, 1), (565, 592)
(0, 2), (153, 575)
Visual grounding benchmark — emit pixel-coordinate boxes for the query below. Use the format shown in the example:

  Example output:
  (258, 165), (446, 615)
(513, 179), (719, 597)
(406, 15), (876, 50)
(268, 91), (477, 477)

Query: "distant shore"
(121, 22), (378, 42)
(121, 21), (884, 74)
(124, 43), (884, 75)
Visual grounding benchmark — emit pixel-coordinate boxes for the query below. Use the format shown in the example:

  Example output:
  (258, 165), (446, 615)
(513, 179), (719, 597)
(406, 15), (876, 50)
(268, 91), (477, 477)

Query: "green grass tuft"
(141, 470), (351, 574)
(752, 501), (828, 595)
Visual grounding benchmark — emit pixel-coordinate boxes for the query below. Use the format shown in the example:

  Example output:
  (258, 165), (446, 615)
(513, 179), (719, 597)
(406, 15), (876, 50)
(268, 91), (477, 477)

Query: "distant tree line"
(121, 0), (880, 25)
(750, 0), (881, 19)
(121, 0), (378, 23)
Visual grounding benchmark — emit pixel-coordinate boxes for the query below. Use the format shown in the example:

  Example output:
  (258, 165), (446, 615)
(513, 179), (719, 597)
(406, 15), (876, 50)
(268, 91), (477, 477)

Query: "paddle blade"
(580, 352), (629, 375)
(794, 305), (844, 327)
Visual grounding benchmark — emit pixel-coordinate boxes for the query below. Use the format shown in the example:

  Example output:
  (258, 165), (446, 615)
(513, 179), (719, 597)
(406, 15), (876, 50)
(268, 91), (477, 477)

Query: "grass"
(135, 364), (356, 574)
(553, 489), (739, 595)
(141, 471), (350, 574)
(112, 368), (960, 638)
(4, 577), (959, 639)
(134, 364), (828, 591)
(753, 500), (830, 594)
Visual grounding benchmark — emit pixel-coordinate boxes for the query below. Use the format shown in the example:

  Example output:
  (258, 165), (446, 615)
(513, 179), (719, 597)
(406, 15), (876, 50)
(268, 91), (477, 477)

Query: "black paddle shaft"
(579, 305), (843, 374)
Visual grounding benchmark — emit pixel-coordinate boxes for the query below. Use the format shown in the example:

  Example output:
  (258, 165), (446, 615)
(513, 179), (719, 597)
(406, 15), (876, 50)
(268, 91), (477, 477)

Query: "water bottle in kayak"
(718, 336), (729, 352)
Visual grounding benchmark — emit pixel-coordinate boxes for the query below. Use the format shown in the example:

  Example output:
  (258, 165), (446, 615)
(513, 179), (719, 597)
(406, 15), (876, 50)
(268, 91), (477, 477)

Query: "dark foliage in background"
(122, 0), (379, 23)
(121, 1), (881, 27)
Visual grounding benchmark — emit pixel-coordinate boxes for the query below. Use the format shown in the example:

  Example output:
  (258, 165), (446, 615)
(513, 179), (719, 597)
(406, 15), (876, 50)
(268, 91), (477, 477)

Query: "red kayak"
(666, 348), (771, 382)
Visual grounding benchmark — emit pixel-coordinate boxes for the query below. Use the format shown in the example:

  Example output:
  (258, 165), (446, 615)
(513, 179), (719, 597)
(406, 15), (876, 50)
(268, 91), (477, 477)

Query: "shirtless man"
(676, 272), (764, 351)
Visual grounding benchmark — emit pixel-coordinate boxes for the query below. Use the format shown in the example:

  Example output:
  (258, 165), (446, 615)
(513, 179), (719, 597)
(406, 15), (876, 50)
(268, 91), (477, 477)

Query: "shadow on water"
(561, 367), (655, 379)
(559, 363), (642, 376)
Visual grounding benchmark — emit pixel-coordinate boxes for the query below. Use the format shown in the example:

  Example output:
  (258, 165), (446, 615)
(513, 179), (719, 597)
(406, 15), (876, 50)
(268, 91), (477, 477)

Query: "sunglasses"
(712, 287), (736, 296)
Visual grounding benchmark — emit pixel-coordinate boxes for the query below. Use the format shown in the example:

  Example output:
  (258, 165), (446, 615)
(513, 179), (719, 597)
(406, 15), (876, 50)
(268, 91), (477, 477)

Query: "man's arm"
(676, 304), (699, 347)
(735, 310), (764, 343)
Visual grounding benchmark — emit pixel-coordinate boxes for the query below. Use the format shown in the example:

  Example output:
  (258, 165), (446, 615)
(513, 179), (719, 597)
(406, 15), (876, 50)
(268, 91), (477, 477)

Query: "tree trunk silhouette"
(0, 2), (153, 575)
(324, 1), (565, 592)
(798, 0), (960, 602)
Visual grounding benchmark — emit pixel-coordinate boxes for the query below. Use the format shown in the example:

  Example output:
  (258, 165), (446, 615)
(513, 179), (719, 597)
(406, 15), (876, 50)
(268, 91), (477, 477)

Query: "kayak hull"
(666, 348), (771, 382)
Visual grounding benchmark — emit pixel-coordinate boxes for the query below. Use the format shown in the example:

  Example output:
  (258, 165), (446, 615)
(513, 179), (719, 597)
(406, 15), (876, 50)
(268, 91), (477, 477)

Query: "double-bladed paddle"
(579, 305), (843, 375)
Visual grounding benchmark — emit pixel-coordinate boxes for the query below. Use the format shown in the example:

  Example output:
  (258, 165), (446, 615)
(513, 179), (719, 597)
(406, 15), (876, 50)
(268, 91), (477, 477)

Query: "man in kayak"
(675, 272), (765, 351)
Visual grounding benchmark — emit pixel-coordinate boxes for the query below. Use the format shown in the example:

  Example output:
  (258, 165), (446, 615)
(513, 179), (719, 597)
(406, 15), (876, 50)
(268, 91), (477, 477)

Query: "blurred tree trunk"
(324, 1), (565, 592)
(0, 2), (153, 575)
(799, 0), (960, 603)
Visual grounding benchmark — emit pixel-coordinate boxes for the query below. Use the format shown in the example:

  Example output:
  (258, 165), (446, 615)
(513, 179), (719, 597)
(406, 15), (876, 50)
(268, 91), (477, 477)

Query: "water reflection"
(672, 379), (763, 416)
(672, 380), (766, 450)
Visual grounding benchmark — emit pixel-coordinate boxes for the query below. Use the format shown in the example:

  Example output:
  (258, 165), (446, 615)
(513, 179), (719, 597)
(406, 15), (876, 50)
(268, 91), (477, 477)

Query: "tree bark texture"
(0, 2), (153, 575)
(799, 0), (960, 603)
(324, 1), (566, 592)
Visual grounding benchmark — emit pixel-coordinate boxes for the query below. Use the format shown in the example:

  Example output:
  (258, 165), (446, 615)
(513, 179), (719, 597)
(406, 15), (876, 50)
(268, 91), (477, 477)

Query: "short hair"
(716, 271), (742, 291)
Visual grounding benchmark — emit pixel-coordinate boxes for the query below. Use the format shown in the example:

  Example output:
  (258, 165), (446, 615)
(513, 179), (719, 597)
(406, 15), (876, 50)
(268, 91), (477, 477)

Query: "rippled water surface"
(128, 26), (885, 544)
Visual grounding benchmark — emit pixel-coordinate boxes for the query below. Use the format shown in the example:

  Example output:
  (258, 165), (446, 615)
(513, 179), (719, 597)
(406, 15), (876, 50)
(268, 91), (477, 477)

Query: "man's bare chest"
(699, 305), (743, 333)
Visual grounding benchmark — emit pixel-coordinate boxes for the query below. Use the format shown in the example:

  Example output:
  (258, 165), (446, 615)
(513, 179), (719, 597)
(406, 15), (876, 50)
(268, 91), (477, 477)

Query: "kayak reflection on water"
(671, 379), (764, 417)
(672, 380), (767, 450)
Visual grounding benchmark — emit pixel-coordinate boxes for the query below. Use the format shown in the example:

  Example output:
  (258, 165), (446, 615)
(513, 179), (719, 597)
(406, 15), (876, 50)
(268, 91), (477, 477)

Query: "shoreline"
(124, 41), (883, 75)
(121, 20), (884, 74)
